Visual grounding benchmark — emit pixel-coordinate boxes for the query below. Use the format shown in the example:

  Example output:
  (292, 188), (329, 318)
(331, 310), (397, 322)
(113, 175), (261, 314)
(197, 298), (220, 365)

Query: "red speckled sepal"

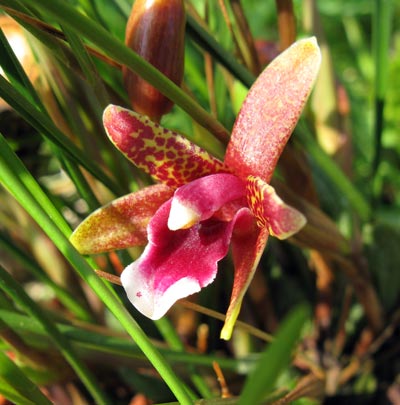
(103, 105), (227, 188)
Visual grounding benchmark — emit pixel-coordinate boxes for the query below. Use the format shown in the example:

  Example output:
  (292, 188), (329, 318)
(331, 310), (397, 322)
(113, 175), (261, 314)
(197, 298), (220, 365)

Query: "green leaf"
(186, 13), (255, 88)
(372, 0), (393, 175)
(0, 27), (41, 106)
(238, 305), (310, 405)
(366, 222), (400, 311)
(0, 351), (52, 405)
(62, 25), (109, 106)
(0, 264), (111, 405)
(297, 124), (372, 221)
(0, 75), (123, 195)
(0, 309), (253, 372)
(0, 231), (93, 321)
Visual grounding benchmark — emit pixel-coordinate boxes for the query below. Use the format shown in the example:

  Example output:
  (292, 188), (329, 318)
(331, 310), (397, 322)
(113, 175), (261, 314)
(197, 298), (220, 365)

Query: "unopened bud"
(123, 0), (185, 121)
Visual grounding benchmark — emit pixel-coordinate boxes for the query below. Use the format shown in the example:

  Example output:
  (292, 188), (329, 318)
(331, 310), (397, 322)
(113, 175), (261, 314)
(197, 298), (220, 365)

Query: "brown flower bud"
(123, 0), (185, 121)
(254, 39), (279, 68)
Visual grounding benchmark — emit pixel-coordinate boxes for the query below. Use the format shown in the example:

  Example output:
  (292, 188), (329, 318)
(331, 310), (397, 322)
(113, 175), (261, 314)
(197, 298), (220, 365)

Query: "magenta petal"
(120, 199), (236, 320)
(168, 173), (246, 230)
(220, 210), (269, 340)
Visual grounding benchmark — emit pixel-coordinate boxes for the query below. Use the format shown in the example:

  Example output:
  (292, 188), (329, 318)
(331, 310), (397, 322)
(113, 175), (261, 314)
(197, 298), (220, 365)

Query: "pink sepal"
(220, 211), (269, 340)
(225, 38), (321, 182)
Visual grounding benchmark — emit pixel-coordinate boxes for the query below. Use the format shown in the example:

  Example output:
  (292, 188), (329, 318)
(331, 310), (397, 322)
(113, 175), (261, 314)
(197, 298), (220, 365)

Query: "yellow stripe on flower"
(246, 175), (306, 239)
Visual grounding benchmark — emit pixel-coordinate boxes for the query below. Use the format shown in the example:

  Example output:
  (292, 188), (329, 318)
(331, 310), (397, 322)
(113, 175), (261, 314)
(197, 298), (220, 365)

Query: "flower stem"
(275, 0), (296, 50)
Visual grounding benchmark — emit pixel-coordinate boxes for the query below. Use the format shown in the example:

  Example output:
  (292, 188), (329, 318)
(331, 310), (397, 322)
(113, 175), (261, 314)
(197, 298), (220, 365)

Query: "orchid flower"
(71, 38), (321, 339)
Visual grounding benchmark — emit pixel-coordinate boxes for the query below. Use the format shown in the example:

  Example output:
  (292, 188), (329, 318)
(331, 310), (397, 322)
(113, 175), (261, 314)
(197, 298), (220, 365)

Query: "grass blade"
(0, 76), (123, 195)
(186, 12), (256, 88)
(0, 351), (52, 405)
(0, 231), (94, 321)
(0, 264), (111, 405)
(238, 305), (310, 405)
(297, 125), (371, 221)
(0, 309), (252, 372)
(372, 0), (393, 175)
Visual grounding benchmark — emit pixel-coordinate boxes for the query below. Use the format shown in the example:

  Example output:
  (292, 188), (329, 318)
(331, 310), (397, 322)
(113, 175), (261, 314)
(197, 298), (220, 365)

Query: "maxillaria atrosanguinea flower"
(123, 0), (185, 121)
(71, 38), (321, 339)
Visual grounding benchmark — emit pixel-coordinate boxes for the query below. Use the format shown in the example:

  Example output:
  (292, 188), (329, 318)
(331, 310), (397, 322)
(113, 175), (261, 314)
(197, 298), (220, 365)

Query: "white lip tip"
(168, 199), (199, 231)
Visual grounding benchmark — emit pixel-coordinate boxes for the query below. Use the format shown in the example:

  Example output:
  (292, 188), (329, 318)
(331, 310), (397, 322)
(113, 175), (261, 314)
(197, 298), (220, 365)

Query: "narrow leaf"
(15, 0), (231, 144)
(0, 351), (51, 405)
(0, 264), (110, 405)
(0, 75), (123, 196)
(238, 305), (310, 405)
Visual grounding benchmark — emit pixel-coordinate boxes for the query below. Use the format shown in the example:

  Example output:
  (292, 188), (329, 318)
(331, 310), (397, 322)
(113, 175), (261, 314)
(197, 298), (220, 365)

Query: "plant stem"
(371, 0), (392, 177)
(275, 0), (296, 50)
